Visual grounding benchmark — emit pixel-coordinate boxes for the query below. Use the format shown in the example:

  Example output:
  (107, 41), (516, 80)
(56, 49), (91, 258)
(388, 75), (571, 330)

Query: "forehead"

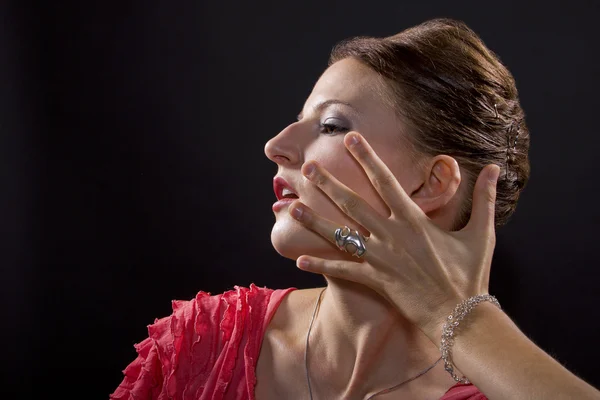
(315, 58), (380, 95)
(303, 58), (394, 121)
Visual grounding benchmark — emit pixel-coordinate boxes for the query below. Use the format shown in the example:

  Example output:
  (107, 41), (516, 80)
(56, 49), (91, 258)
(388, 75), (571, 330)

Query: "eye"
(319, 121), (349, 135)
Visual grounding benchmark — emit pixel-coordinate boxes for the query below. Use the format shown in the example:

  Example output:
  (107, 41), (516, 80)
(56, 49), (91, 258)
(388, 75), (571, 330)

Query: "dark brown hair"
(329, 18), (530, 228)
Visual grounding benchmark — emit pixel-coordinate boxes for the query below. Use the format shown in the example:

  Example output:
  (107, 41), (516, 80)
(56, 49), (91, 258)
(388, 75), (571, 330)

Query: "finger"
(344, 132), (422, 221)
(296, 255), (376, 286)
(302, 160), (387, 235)
(289, 200), (372, 258)
(464, 164), (500, 233)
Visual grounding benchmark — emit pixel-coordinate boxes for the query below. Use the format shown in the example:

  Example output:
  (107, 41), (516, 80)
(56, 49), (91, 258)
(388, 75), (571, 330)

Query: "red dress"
(110, 284), (487, 399)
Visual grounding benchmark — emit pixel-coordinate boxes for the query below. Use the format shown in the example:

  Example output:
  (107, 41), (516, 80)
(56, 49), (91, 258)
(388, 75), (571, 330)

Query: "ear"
(410, 155), (461, 215)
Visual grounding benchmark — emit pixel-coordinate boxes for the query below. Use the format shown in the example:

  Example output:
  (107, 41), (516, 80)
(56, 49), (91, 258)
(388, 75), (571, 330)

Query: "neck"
(307, 277), (442, 399)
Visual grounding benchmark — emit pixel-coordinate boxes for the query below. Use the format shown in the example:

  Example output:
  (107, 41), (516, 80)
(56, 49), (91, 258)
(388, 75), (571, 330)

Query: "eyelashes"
(319, 122), (350, 135)
(295, 113), (350, 135)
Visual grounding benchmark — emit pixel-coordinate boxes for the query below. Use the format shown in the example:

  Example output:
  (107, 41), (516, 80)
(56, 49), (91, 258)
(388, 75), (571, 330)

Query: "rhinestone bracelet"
(440, 294), (501, 384)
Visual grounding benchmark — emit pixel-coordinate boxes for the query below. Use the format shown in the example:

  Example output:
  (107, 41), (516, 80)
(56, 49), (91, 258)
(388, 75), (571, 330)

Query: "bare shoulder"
(257, 288), (325, 399)
(267, 287), (326, 333)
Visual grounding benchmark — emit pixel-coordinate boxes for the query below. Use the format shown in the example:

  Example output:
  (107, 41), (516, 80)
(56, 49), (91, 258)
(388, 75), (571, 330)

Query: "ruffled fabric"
(110, 283), (486, 400)
(110, 284), (296, 400)
(440, 382), (488, 399)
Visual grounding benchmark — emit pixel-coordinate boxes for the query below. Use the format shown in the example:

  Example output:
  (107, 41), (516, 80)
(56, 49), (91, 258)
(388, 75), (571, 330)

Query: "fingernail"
(303, 163), (316, 177)
(489, 165), (500, 184)
(291, 206), (303, 220)
(347, 133), (360, 147)
(297, 258), (309, 269)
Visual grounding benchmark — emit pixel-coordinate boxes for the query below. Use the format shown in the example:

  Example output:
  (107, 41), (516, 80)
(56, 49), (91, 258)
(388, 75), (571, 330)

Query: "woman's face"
(265, 58), (423, 261)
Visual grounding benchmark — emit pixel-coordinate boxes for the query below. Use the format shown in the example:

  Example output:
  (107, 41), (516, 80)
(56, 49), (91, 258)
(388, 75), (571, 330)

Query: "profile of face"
(264, 58), (462, 262)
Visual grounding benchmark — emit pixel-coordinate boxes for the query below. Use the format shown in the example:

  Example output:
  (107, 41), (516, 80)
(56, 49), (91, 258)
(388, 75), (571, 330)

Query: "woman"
(110, 19), (599, 399)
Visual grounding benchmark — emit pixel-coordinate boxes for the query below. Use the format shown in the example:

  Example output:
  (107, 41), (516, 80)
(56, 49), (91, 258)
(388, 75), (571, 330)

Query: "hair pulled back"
(330, 18), (530, 227)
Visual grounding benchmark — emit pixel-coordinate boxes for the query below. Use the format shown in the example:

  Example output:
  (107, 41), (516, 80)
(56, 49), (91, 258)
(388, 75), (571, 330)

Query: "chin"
(270, 216), (337, 261)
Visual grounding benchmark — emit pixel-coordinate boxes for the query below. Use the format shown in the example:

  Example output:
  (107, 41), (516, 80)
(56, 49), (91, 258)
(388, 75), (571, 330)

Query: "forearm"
(448, 302), (599, 399)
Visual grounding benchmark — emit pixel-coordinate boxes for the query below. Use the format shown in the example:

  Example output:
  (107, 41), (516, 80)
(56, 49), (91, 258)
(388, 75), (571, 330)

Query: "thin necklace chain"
(304, 288), (442, 400)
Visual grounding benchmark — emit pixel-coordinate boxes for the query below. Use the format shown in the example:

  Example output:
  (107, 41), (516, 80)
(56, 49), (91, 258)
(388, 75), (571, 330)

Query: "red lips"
(272, 177), (299, 212)
(273, 176), (298, 201)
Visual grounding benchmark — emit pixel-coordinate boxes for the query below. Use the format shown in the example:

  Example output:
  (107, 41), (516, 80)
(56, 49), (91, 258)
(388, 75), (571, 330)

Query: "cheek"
(318, 151), (391, 220)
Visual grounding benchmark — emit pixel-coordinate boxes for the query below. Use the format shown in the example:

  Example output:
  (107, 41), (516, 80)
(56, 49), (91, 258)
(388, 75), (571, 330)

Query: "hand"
(289, 131), (501, 343)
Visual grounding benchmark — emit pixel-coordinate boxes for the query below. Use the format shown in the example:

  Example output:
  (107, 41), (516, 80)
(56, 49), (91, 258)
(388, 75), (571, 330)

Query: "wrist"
(439, 294), (502, 384)
(417, 298), (462, 344)
(451, 300), (505, 347)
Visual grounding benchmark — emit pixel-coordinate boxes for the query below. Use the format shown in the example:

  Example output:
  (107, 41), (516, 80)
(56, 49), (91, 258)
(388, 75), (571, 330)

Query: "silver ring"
(334, 226), (369, 258)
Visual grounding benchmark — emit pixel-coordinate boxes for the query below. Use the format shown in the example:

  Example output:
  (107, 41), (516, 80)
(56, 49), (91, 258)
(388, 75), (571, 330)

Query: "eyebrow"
(297, 99), (359, 121)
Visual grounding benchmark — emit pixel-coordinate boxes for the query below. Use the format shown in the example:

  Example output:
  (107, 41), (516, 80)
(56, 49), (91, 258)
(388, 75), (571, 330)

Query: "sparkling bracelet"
(440, 294), (501, 384)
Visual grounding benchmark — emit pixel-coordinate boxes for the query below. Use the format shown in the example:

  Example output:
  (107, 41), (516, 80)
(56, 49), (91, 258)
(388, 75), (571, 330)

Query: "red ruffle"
(440, 382), (488, 399)
(110, 284), (485, 400)
(110, 284), (296, 400)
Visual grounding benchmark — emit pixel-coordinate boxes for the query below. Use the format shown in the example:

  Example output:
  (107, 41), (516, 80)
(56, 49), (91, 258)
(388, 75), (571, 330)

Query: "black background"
(2, 0), (599, 398)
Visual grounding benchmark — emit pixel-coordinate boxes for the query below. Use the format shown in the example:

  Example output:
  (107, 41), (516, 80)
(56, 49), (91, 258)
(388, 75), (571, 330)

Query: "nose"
(264, 123), (303, 167)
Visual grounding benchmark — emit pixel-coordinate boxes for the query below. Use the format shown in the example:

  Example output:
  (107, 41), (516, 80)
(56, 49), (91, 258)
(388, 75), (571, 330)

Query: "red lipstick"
(272, 177), (299, 212)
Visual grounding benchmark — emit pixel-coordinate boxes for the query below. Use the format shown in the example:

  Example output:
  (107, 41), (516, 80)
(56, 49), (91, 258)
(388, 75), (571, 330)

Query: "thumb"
(297, 256), (371, 285)
(464, 164), (500, 233)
